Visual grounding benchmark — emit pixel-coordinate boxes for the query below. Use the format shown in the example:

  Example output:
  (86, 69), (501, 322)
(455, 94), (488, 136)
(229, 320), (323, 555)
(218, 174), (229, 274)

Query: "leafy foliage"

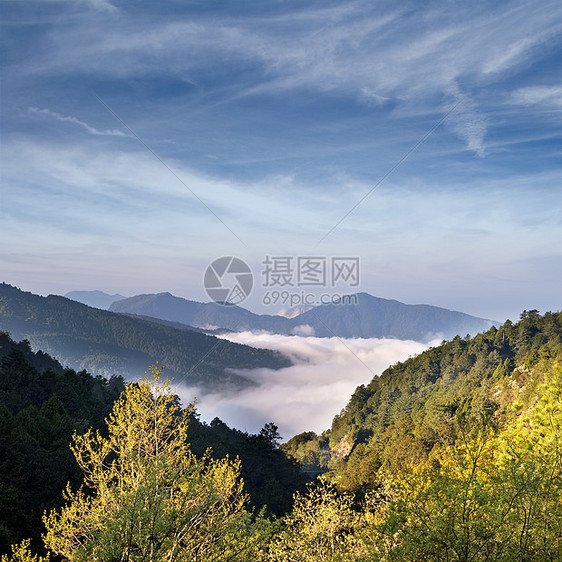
(0, 332), (124, 554)
(3, 310), (562, 561)
(362, 363), (562, 561)
(1, 539), (50, 562)
(285, 311), (562, 493)
(43, 366), (259, 561)
(277, 311), (562, 561)
(264, 481), (366, 561)
(0, 333), (304, 556)
(187, 417), (307, 517)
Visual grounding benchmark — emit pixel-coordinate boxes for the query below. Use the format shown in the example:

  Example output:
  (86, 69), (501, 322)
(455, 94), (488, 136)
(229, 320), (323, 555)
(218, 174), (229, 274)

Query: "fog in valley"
(176, 332), (435, 440)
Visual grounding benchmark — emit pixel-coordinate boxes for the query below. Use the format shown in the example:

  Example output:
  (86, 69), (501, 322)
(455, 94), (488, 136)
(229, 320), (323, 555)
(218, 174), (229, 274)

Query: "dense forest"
(1, 309), (562, 560)
(0, 332), (305, 557)
(0, 283), (290, 388)
(0, 332), (125, 553)
(283, 310), (562, 488)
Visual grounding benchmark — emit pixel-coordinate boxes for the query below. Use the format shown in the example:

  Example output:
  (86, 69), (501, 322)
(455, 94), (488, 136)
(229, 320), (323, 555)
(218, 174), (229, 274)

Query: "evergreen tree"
(43, 365), (259, 561)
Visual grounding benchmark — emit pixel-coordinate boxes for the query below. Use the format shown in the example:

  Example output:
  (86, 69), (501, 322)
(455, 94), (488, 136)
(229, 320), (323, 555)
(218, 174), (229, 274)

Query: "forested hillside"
(5, 312), (561, 561)
(0, 283), (290, 388)
(2, 311), (561, 560)
(0, 332), (125, 553)
(0, 332), (305, 556)
(283, 310), (562, 492)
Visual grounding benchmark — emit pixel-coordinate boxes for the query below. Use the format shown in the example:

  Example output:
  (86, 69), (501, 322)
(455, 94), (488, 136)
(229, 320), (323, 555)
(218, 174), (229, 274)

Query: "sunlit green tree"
(265, 480), (365, 561)
(43, 365), (257, 561)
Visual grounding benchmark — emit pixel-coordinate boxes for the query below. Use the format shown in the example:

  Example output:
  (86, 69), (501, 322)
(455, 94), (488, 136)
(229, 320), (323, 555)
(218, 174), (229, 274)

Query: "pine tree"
(43, 365), (256, 561)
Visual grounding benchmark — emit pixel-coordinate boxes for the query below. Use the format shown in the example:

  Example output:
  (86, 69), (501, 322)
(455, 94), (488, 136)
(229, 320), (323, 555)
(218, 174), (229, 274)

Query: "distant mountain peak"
(277, 304), (315, 319)
(65, 290), (126, 310)
(110, 291), (497, 343)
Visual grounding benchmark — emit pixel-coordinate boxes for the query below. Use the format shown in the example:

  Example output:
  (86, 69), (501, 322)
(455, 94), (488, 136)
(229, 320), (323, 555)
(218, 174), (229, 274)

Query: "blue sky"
(1, 0), (561, 322)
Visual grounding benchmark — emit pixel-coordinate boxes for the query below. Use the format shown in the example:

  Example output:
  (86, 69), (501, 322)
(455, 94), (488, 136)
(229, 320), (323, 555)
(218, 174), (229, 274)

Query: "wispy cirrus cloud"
(511, 85), (562, 107)
(445, 85), (488, 158)
(23, 2), (558, 156)
(87, 0), (118, 13)
(28, 107), (130, 137)
(2, 0), (562, 323)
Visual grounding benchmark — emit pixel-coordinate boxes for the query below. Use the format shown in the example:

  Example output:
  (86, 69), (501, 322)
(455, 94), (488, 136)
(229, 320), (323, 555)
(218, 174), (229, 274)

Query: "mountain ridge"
(65, 290), (126, 309)
(110, 291), (496, 342)
(0, 283), (290, 388)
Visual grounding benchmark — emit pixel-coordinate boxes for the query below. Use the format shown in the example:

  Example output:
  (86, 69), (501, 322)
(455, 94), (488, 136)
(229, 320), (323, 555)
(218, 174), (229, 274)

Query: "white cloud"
(19, 2), (562, 157)
(482, 36), (537, 75)
(87, 0), (118, 13)
(3, 2), (562, 322)
(511, 85), (562, 107)
(2, 135), (561, 322)
(0, 139), (316, 242)
(29, 107), (129, 137)
(175, 332), (433, 439)
(291, 324), (315, 336)
(445, 86), (488, 158)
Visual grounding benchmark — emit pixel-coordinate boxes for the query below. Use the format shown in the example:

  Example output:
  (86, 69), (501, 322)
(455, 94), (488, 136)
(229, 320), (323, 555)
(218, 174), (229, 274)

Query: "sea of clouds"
(176, 332), (435, 441)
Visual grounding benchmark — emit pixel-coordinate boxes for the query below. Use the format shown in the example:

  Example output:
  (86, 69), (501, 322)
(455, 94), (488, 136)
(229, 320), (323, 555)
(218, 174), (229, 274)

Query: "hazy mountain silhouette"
(65, 290), (126, 309)
(110, 292), (496, 342)
(293, 293), (496, 340)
